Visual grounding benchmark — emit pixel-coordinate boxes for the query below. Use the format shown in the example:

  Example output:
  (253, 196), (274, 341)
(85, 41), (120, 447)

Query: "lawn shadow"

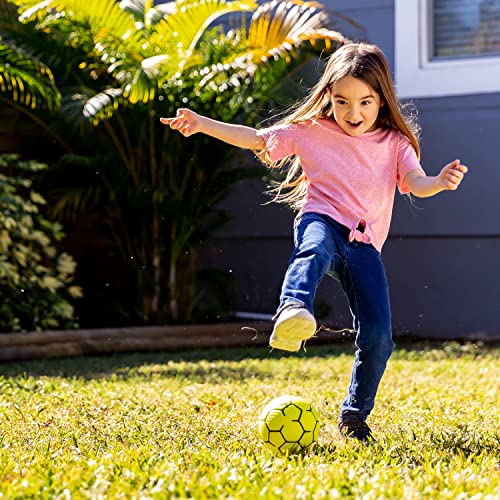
(0, 342), (353, 381)
(0, 337), (497, 382)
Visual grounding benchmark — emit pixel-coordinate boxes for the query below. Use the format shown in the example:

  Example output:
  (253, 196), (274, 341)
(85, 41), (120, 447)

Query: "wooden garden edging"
(1, 322), (497, 363)
(0, 322), (273, 362)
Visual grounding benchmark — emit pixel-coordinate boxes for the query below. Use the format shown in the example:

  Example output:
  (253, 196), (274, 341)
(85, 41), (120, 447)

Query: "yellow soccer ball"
(258, 395), (320, 455)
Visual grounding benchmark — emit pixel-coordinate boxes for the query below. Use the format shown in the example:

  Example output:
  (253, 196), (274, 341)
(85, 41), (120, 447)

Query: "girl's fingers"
(448, 169), (463, 179)
(449, 160), (468, 173)
(161, 109), (195, 134)
(447, 170), (463, 181)
(162, 117), (186, 131)
(444, 161), (468, 190)
(160, 114), (194, 136)
(445, 170), (465, 189)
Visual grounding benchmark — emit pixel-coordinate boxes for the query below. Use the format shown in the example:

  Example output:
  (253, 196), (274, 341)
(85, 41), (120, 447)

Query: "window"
(395, 0), (500, 98)
(433, 0), (500, 59)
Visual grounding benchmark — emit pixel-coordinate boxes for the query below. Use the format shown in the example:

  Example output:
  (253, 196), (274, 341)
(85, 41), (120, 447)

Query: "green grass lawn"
(0, 340), (498, 499)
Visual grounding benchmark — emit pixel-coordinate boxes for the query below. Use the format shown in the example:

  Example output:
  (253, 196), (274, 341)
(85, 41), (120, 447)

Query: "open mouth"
(347, 121), (363, 128)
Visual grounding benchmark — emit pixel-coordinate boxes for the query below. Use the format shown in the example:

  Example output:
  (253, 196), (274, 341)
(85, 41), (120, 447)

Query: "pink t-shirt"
(257, 118), (424, 252)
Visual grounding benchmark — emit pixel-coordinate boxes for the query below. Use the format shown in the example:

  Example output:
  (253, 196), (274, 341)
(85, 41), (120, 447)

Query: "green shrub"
(0, 154), (82, 332)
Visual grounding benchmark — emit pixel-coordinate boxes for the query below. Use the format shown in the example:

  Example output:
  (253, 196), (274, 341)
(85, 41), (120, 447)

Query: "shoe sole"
(269, 316), (316, 352)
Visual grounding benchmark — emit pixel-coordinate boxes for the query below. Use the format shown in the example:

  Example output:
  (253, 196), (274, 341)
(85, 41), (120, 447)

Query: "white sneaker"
(269, 306), (317, 352)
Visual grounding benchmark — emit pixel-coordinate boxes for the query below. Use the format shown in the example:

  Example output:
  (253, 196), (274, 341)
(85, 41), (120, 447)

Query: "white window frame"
(395, 0), (500, 98)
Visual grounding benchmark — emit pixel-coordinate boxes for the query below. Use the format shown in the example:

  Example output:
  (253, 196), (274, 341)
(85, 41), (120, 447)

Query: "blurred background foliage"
(0, 154), (81, 332)
(0, 0), (352, 329)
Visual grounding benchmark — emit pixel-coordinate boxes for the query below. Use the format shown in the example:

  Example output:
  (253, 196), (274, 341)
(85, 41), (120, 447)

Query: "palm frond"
(0, 38), (60, 110)
(10, 0), (152, 104)
(198, 0), (344, 88)
(246, 0), (345, 62)
(12, 0), (53, 21)
(15, 0), (139, 41)
(61, 88), (124, 126)
(144, 1), (177, 27)
(119, 0), (154, 25)
(150, 0), (258, 70)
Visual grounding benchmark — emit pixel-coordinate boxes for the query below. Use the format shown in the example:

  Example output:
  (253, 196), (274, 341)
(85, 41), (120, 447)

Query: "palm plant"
(1, 0), (347, 325)
(0, 0), (65, 153)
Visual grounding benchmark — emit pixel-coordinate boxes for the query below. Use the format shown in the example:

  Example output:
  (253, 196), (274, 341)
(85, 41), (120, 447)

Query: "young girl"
(160, 42), (468, 442)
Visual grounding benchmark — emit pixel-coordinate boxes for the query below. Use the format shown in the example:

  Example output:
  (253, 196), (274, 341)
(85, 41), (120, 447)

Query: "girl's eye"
(335, 100), (347, 105)
(362, 100), (372, 106)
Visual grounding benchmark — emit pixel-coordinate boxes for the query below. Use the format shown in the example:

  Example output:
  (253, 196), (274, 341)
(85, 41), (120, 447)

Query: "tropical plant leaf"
(10, 0), (53, 21)
(144, 1), (177, 27)
(198, 0), (344, 88)
(61, 88), (124, 125)
(82, 88), (124, 121)
(0, 38), (60, 109)
(149, 0), (258, 70)
(15, 0), (138, 40)
(12, 0), (145, 79)
(243, 0), (345, 61)
(119, 0), (154, 25)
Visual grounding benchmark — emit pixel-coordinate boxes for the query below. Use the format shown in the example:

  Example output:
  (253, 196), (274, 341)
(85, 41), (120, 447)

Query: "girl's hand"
(438, 159), (468, 190)
(160, 108), (201, 137)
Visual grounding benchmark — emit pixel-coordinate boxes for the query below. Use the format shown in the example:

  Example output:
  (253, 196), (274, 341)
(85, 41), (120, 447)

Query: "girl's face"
(329, 75), (383, 136)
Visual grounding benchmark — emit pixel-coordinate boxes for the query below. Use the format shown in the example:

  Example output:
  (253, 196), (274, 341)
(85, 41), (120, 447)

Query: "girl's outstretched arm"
(404, 159), (468, 197)
(160, 108), (265, 150)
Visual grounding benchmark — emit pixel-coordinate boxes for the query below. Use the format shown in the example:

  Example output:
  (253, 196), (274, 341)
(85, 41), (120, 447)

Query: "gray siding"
(200, 0), (500, 340)
(389, 92), (500, 340)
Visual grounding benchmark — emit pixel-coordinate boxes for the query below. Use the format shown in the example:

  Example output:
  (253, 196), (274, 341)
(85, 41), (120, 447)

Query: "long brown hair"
(258, 42), (421, 210)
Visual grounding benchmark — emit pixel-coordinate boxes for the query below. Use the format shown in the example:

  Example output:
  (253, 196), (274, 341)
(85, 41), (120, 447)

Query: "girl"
(160, 42), (468, 442)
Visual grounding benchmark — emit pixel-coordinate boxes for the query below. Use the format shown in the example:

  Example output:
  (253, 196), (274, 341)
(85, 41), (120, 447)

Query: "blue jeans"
(277, 212), (395, 422)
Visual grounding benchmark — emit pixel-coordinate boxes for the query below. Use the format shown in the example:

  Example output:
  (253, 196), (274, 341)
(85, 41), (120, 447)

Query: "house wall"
(199, 0), (500, 340)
